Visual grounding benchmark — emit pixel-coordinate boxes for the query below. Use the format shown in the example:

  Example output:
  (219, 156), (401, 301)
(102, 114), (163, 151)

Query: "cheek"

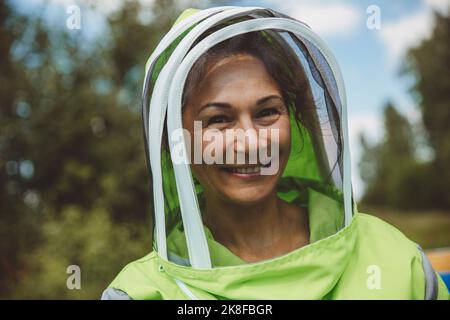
(271, 117), (291, 157)
(201, 129), (225, 161)
(190, 132), (222, 180)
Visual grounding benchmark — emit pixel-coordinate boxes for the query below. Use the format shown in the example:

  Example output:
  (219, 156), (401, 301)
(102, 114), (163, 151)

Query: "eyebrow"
(198, 95), (283, 113)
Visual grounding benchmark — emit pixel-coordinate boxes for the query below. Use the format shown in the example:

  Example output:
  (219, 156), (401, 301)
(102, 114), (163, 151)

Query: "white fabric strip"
(142, 6), (237, 92)
(175, 278), (200, 300)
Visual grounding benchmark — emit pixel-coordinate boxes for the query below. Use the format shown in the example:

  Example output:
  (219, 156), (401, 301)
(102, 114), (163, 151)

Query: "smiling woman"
(102, 6), (449, 300)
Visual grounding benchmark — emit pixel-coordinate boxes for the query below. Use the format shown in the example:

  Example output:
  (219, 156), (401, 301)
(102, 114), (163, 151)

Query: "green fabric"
(109, 212), (449, 299)
(281, 105), (320, 182)
(167, 221), (247, 267)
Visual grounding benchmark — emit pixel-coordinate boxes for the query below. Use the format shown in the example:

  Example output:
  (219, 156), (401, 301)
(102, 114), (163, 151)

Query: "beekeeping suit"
(102, 7), (449, 300)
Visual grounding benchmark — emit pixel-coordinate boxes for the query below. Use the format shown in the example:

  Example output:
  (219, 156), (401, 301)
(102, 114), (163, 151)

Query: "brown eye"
(207, 115), (230, 126)
(257, 108), (280, 118)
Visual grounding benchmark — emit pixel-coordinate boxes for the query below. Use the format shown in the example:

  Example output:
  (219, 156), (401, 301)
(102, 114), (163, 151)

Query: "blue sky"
(11, 0), (450, 198)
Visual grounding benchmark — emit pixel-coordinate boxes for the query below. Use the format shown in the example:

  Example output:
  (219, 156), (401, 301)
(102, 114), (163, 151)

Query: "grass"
(359, 206), (450, 250)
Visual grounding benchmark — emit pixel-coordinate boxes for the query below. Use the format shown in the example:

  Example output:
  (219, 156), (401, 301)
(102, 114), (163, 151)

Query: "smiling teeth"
(229, 166), (261, 174)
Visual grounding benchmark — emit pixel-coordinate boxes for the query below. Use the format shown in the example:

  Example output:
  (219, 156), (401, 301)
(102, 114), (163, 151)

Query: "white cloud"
(267, 0), (362, 37)
(378, 10), (433, 64)
(423, 0), (450, 13)
(348, 113), (383, 147)
(378, 0), (450, 64)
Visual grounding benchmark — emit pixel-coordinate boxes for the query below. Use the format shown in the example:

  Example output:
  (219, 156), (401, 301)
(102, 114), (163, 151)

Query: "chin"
(224, 187), (274, 206)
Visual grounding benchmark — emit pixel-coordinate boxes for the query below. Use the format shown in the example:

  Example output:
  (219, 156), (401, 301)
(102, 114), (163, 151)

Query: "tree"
(404, 10), (450, 208)
(359, 103), (421, 209)
(360, 10), (450, 211)
(0, 0), (187, 298)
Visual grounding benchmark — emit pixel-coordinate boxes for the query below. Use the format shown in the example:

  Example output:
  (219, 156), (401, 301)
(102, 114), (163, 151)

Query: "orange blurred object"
(426, 247), (450, 272)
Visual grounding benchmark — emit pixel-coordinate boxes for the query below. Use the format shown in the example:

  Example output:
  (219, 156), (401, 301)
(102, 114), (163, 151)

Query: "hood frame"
(142, 7), (354, 270)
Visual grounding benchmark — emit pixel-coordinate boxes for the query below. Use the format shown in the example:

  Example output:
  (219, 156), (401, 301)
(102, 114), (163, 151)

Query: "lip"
(227, 171), (262, 179)
(219, 162), (271, 180)
(220, 168), (262, 180)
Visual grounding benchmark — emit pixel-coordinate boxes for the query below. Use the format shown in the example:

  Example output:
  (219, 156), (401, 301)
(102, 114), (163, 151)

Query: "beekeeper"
(102, 6), (449, 300)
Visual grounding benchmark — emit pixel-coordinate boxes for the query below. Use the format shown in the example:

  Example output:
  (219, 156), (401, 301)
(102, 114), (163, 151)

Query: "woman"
(102, 7), (449, 300)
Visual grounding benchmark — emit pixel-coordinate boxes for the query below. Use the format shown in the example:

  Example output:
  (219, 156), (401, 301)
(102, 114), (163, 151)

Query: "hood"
(140, 6), (356, 298)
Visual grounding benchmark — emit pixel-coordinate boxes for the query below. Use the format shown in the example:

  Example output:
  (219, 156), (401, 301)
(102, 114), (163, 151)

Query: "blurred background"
(1, 0), (449, 299)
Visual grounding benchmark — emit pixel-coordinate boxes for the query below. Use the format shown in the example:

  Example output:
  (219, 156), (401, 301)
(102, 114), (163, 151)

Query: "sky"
(11, 0), (450, 198)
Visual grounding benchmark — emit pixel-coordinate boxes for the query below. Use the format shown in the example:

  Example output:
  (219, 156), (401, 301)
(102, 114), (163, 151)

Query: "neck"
(201, 191), (310, 263)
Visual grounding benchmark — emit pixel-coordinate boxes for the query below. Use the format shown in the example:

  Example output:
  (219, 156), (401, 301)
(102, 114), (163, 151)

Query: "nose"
(236, 125), (256, 154)
(234, 115), (256, 155)
(230, 115), (269, 164)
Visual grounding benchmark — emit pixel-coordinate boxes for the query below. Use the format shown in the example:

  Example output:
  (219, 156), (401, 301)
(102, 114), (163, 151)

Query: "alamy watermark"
(366, 264), (382, 290)
(66, 265), (81, 290)
(66, 5), (81, 30)
(169, 121), (280, 175)
(366, 5), (381, 30)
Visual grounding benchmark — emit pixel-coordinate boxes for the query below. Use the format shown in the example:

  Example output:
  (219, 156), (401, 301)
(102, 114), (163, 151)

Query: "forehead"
(190, 54), (282, 109)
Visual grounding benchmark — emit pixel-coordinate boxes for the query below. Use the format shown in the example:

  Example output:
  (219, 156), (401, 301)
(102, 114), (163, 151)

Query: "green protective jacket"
(101, 7), (449, 300)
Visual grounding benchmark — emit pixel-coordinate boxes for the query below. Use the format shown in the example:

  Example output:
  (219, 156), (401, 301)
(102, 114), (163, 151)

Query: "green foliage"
(11, 205), (150, 299)
(405, 10), (450, 208)
(0, 0), (184, 299)
(359, 103), (421, 208)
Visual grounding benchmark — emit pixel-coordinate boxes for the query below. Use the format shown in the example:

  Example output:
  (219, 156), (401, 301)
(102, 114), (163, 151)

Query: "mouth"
(220, 162), (271, 176)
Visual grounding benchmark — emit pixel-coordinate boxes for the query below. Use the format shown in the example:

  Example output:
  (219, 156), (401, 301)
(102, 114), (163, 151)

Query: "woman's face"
(182, 54), (291, 205)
